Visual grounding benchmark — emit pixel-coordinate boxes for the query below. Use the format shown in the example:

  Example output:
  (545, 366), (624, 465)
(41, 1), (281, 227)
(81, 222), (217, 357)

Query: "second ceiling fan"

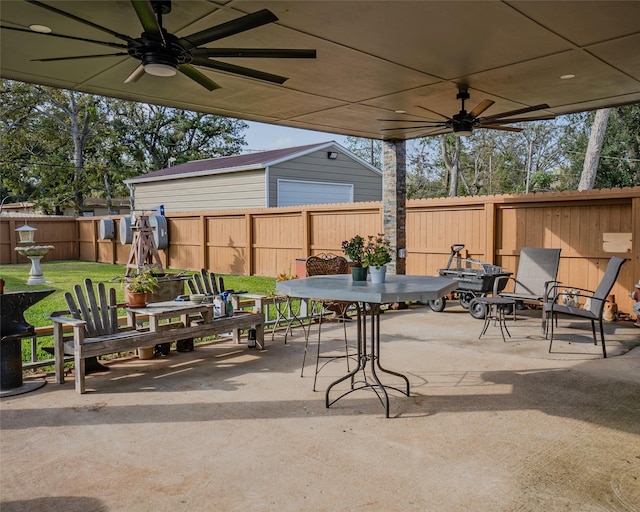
(380, 87), (555, 137)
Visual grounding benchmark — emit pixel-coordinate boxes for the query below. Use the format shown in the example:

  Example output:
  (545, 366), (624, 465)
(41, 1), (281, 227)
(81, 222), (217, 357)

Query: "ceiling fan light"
(29, 24), (52, 33)
(454, 120), (473, 137)
(142, 53), (178, 77)
(144, 62), (177, 77)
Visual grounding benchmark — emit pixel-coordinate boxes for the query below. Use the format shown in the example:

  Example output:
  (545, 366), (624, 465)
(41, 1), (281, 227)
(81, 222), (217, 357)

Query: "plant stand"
(125, 214), (164, 277)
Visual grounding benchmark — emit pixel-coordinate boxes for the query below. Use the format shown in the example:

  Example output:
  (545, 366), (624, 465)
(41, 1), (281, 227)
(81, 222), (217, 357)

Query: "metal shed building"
(125, 142), (382, 213)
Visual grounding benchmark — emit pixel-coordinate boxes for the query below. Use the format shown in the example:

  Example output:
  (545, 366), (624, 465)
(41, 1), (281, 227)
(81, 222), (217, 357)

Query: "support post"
(382, 140), (407, 275)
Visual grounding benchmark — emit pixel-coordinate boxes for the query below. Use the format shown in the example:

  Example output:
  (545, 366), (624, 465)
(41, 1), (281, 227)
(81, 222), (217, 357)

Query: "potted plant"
(363, 233), (392, 283)
(342, 235), (367, 281)
(122, 268), (159, 307)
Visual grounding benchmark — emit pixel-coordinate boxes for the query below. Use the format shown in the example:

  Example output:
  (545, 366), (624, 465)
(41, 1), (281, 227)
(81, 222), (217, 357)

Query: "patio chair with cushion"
(497, 247), (562, 330)
(302, 253), (355, 391)
(544, 256), (626, 358)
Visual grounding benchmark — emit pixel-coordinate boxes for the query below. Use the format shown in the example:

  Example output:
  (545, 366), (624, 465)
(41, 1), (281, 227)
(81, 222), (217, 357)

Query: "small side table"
(475, 297), (516, 342)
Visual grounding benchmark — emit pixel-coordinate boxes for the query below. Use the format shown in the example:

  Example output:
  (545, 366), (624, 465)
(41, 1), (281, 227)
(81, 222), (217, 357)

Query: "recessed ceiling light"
(394, 109), (406, 114)
(29, 24), (52, 33)
(560, 74), (576, 80)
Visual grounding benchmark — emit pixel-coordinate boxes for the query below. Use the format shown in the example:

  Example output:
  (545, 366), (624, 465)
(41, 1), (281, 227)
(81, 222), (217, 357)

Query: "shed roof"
(125, 141), (380, 184)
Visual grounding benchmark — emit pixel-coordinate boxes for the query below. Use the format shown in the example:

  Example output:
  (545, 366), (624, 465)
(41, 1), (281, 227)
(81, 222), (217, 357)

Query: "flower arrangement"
(341, 235), (366, 266)
(122, 268), (159, 294)
(363, 233), (392, 269)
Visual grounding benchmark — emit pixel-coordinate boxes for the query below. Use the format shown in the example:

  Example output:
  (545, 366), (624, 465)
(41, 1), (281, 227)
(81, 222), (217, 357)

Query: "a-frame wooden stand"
(125, 214), (164, 277)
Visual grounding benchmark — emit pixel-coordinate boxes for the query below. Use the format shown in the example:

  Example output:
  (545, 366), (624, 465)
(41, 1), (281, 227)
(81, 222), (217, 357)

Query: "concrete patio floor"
(1, 304), (639, 512)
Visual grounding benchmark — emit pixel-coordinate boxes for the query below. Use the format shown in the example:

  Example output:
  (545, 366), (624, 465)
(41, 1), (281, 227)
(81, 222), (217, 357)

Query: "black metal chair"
(301, 253), (355, 391)
(544, 256), (626, 358)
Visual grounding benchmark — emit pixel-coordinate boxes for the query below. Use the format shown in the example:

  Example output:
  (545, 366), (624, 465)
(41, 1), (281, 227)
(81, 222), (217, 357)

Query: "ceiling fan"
(380, 87), (555, 137)
(4, 0), (316, 90)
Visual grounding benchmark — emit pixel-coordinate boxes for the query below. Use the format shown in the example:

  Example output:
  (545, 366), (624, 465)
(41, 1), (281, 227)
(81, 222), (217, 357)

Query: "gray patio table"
(277, 274), (458, 417)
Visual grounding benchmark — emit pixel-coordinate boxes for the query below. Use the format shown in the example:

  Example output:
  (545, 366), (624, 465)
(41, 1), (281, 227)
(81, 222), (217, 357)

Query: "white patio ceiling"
(1, 1), (639, 140)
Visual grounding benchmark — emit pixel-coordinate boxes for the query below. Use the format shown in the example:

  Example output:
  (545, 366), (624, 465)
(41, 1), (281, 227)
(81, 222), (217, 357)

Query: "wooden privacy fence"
(2, 187), (639, 312)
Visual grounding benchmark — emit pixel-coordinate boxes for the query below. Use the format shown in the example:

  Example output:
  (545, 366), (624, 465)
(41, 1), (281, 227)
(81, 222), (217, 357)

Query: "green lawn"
(2, 261), (277, 364)
(2, 260), (277, 327)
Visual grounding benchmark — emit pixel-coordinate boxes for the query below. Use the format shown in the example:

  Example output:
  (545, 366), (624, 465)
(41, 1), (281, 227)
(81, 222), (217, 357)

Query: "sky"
(242, 121), (350, 153)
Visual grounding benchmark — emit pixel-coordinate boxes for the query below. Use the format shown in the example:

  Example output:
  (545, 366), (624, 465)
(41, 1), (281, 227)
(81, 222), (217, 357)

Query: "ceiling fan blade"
(32, 53), (129, 62)
(469, 99), (495, 119)
(131, 0), (164, 42)
(26, 0), (138, 44)
(481, 104), (551, 122)
(1, 25), (128, 50)
(416, 105), (452, 121)
(178, 64), (221, 91)
(192, 48), (316, 59)
(381, 124), (443, 132)
(180, 9), (278, 49)
(480, 114), (557, 125)
(482, 125), (523, 132)
(418, 127), (454, 137)
(378, 119), (446, 124)
(191, 57), (287, 84)
(124, 64), (146, 83)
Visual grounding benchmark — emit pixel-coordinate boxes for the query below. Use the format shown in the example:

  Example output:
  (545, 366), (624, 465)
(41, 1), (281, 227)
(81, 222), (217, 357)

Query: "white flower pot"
(369, 265), (387, 284)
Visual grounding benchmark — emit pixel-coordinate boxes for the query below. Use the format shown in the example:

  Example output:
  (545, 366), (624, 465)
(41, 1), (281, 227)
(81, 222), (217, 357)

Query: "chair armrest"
(543, 280), (561, 300)
(492, 275), (511, 296)
(48, 313), (86, 328)
(548, 286), (599, 308)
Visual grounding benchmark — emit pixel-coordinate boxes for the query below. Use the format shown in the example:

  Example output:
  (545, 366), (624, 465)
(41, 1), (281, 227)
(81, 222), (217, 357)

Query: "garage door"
(277, 179), (354, 207)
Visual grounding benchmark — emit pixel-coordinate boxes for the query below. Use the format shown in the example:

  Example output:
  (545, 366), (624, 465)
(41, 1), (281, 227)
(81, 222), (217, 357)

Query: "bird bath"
(15, 245), (54, 284)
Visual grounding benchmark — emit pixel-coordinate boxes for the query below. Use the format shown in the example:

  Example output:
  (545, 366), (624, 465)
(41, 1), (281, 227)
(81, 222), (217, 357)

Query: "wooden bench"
(50, 278), (264, 394)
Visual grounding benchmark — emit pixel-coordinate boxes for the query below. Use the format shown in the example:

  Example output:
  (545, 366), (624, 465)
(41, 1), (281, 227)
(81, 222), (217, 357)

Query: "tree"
(406, 137), (444, 198)
(579, 108), (611, 190)
(114, 102), (248, 171)
(562, 104), (639, 190)
(1, 81), (125, 214)
(0, 80), (249, 213)
(0, 81), (42, 203)
(595, 104), (640, 188)
(440, 135), (462, 197)
(344, 136), (382, 168)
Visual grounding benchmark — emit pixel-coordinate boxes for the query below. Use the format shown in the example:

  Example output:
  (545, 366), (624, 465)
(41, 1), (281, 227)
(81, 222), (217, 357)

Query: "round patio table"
(474, 296), (516, 342)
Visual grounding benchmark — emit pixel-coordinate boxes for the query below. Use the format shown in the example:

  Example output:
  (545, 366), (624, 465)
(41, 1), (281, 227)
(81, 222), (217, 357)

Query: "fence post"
(246, 213), (253, 276)
(485, 201), (497, 265)
(302, 209), (310, 258)
(201, 214), (207, 271)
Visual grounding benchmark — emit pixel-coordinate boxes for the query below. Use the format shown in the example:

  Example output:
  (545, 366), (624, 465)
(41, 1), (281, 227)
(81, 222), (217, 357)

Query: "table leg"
(272, 297), (309, 344)
(326, 303), (410, 418)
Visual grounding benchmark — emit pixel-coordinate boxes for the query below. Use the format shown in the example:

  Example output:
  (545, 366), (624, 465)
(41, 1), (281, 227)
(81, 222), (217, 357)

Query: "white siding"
(133, 170), (265, 212)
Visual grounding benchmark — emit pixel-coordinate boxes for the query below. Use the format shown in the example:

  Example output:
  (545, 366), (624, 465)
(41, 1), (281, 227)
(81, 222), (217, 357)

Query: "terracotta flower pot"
(127, 291), (147, 308)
